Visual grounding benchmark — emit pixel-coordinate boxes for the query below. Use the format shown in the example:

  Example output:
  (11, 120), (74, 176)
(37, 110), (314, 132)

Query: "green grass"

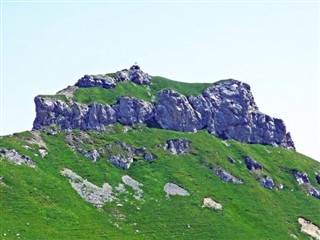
(37, 94), (68, 102)
(72, 76), (213, 105)
(0, 125), (319, 239)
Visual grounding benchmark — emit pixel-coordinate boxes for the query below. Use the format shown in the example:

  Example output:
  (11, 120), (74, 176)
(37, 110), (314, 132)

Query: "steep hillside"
(1, 66), (319, 240)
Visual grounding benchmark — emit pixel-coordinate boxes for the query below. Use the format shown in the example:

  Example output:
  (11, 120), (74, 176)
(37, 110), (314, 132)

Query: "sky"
(1, 1), (319, 160)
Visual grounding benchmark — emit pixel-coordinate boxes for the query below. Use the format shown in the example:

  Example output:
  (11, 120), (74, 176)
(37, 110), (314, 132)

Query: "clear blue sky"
(1, 1), (319, 160)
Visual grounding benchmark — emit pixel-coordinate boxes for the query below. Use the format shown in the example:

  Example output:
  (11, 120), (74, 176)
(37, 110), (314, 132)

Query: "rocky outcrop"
(114, 97), (153, 126)
(0, 149), (36, 168)
(164, 182), (190, 197)
(245, 157), (263, 171)
(115, 65), (152, 85)
(293, 171), (320, 199)
(211, 167), (243, 184)
(75, 74), (116, 89)
(155, 90), (202, 132)
(165, 139), (191, 155)
(34, 73), (295, 150)
(259, 176), (275, 189)
(298, 217), (320, 240)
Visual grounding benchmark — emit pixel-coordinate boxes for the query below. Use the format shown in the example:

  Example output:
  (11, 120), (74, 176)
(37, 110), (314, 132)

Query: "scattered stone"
(75, 74), (116, 89)
(0, 149), (36, 168)
(244, 157), (262, 171)
(298, 217), (320, 240)
(202, 197), (222, 210)
(293, 171), (310, 185)
(83, 150), (100, 162)
(211, 167), (243, 184)
(165, 139), (191, 155)
(227, 156), (236, 164)
(164, 182), (190, 197)
(305, 185), (320, 199)
(38, 149), (48, 158)
(61, 168), (113, 207)
(259, 176), (275, 189)
(122, 175), (143, 200)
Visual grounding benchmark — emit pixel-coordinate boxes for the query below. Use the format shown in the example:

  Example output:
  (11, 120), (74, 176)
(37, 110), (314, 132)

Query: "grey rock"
(211, 167), (243, 184)
(75, 74), (116, 89)
(33, 97), (116, 131)
(61, 168), (113, 207)
(245, 157), (263, 171)
(84, 150), (100, 162)
(155, 90), (202, 132)
(306, 185), (320, 199)
(115, 65), (152, 85)
(164, 182), (190, 197)
(122, 175), (143, 200)
(0, 149), (36, 167)
(259, 176), (275, 189)
(165, 139), (191, 155)
(316, 174), (320, 185)
(109, 155), (133, 170)
(114, 97), (153, 126)
(293, 171), (310, 184)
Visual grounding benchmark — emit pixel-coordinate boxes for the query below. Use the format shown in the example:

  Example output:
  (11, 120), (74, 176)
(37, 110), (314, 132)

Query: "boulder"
(202, 197), (222, 210)
(227, 156), (236, 164)
(155, 90), (202, 132)
(165, 139), (191, 155)
(259, 176), (275, 189)
(163, 182), (190, 197)
(245, 157), (263, 171)
(109, 155), (133, 170)
(75, 74), (116, 89)
(316, 174), (320, 185)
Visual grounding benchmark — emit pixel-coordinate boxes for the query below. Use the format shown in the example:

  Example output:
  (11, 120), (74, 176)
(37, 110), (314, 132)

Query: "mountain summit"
(0, 66), (319, 240)
(34, 65), (294, 149)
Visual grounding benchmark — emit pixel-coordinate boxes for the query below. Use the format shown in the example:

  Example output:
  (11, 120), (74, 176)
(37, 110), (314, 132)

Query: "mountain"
(0, 65), (319, 240)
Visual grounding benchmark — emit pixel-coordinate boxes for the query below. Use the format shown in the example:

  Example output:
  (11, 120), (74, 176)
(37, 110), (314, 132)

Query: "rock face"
(75, 74), (116, 89)
(259, 176), (275, 189)
(165, 139), (191, 155)
(114, 97), (153, 126)
(0, 149), (36, 168)
(211, 167), (243, 184)
(245, 157), (263, 171)
(155, 90), (201, 132)
(33, 70), (295, 150)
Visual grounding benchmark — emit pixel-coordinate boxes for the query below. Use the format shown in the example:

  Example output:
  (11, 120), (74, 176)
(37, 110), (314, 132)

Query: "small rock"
(39, 149), (48, 158)
(109, 155), (133, 170)
(316, 174), (320, 185)
(244, 157), (262, 171)
(259, 176), (275, 189)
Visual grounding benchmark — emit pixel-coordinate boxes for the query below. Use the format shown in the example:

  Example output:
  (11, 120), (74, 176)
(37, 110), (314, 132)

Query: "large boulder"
(211, 167), (243, 184)
(155, 90), (202, 132)
(244, 157), (263, 171)
(75, 74), (116, 89)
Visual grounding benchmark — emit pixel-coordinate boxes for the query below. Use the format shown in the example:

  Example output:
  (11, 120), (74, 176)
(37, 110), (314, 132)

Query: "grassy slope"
(73, 76), (212, 105)
(1, 125), (319, 240)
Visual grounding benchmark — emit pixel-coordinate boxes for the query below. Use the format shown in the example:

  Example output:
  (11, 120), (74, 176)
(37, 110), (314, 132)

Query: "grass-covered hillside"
(1, 124), (319, 240)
